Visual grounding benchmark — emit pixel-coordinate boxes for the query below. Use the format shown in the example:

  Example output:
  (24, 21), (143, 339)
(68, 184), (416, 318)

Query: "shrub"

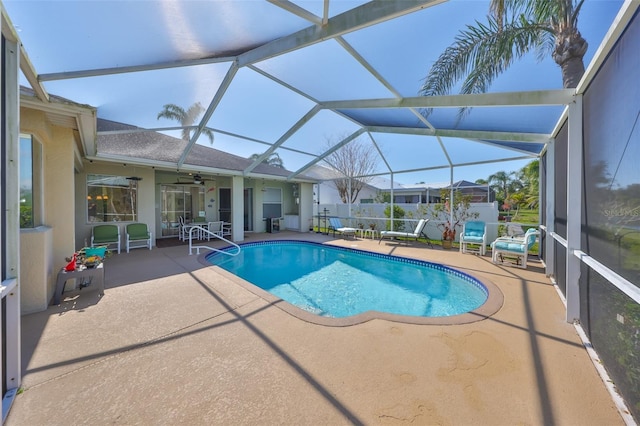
(384, 205), (405, 231)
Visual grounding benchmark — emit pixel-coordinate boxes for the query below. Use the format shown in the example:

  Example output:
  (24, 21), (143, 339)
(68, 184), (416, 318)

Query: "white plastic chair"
(207, 221), (224, 240)
(459, 221), (487, 255)
(491, 228), (539, 269)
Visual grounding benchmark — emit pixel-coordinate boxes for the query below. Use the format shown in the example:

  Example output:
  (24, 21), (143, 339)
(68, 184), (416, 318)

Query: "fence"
(314, 202), (504, 243)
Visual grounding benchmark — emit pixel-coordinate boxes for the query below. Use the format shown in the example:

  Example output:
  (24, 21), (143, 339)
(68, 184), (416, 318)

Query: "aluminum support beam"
(244, 105), (322, 175)
(321, 89), (575, 109)
(238, 0), (444, 67)
(177, 62), (238, 168)
(2, 34), (22, 419)
(566, 95), (582, 322)
(544, 141), (555, 278)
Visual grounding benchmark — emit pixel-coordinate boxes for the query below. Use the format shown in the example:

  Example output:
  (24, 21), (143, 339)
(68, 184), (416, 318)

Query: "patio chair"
(379, 219), (431, 246)
(91, 224), (121, 254)
(328, 217), (357, 239)
(459, 221), (487, 255)
(491, 228), (539, 269)
(506, 223), (525, 237)
(207, 221), (224, 240)
(125, 223), (152, 253)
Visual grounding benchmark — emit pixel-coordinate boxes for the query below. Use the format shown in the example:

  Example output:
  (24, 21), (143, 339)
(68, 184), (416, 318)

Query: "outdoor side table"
(363, 228), (379, 239)
(53, 263), (104, 305)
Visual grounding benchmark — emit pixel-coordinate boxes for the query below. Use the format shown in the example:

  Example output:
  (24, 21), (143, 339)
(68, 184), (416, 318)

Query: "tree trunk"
(553, 31), (588, 88)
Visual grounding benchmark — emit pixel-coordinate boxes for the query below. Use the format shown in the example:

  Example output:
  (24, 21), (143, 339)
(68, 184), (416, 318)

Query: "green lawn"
(504, 208), (539, 224)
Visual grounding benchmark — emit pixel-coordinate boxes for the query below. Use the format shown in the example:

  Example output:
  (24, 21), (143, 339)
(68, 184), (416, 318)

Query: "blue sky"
(6, 0), (624, 185)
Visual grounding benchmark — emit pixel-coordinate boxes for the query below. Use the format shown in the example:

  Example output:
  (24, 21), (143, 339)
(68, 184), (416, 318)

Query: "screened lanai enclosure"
(1, 0), (639, 422)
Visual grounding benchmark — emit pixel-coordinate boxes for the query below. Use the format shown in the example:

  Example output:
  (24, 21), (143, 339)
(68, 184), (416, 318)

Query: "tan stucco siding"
(75, 162), (156, 250)
(19, 108), (77, 311)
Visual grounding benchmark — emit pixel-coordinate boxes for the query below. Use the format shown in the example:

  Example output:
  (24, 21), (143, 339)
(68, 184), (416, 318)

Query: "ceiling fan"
(171, 173), (215, 186)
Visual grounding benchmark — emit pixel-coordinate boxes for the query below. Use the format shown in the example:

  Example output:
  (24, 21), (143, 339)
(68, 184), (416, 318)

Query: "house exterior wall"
(19, 226), (53, 314)
(252, 179), (304, 233)
(20, 108), (77, 313)
(75, 168), (312, 243)
(299, 183), (314, 232)
(75, 161), (156, 251)
(154, 171), (227, 237)
(314, 181), (379, 204)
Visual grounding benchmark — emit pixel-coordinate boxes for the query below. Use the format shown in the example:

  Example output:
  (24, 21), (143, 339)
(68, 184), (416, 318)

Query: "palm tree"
(488, 170), (516, 205)
(157, 102), (215, 144)
(420, 0), (588, 106)
(248, 152), (284, 169)
(518, 159), (540, 208)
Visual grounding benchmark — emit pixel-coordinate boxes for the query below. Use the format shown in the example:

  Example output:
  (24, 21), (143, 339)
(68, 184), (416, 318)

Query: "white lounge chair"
(379, 219), (430, 245)
(491, 228), (539, 269)
(328, 217), (357, 238)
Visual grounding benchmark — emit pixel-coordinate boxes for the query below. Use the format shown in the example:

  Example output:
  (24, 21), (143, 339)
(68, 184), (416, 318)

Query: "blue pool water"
(206, 241), (488, 318)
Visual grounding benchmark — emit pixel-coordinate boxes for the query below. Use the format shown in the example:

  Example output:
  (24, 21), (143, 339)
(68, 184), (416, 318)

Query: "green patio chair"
(125, 223), (152, 253)
(91, 224), (121, 254)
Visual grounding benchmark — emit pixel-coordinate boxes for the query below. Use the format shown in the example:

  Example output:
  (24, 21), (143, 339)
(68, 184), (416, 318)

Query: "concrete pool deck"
(8, 231), (627, 425)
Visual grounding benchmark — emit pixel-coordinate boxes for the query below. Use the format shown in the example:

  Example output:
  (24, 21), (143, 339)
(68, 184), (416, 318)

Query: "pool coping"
(199, 240), (504, 327)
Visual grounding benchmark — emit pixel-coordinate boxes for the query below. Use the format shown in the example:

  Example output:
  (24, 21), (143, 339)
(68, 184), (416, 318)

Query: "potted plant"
(428, 189), (479, 249)
(441, 222), (456, 249)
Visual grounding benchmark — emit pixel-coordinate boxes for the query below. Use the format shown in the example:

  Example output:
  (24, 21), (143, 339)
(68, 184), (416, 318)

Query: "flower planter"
(442, 239), (453, 250)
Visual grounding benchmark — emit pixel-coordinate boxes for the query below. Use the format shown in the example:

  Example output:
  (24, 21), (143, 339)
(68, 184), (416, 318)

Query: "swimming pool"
(206, 240), (502, 325)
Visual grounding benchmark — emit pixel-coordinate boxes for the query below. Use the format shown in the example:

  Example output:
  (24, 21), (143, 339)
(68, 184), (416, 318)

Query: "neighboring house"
(305, 165), (404, 204)
(382, 180), (495, 204)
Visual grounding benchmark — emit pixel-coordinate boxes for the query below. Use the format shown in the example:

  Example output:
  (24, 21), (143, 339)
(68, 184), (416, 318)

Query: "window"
(19, 135), (42, 228)
(262, 187), (282, 219)
(87, 174), (138, 222)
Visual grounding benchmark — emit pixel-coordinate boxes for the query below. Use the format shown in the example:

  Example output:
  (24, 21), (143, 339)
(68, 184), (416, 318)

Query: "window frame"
(19, 134), (42, 229)
(262, 187), (282, 219)
(86, 174), (138, 223)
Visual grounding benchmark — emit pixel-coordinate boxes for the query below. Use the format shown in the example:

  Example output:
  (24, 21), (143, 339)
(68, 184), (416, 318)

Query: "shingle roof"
(97, 119), (315, 180)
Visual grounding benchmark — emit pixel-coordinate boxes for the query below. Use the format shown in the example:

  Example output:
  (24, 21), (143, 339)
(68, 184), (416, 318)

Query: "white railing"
(187, 225), (241, 256)
(547, 228), (640, 305)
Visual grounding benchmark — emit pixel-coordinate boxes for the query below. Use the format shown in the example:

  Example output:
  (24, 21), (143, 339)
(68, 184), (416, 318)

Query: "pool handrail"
(187, 225), (241, 256)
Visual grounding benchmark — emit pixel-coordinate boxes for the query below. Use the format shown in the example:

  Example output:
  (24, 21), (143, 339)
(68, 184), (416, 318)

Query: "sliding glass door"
(160, 185), (204, 237)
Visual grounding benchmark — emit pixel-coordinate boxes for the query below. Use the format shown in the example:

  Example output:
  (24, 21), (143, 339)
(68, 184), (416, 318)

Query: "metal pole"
(449, 167), (454, 230)
(390, 173), (395, 230)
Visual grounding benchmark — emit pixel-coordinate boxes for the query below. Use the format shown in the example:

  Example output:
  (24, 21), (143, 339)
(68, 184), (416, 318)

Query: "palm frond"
(461, 19), (551, 95)
(201, 128), (215, 144)
(184, 102), (205, 127)
(157, 104), (186, 121)
(421, 15), (551, 121)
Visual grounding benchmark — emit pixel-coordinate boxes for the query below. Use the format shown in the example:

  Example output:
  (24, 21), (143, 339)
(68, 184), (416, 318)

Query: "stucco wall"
(75, 162), (156, 251)
(20, 107), (77, 312)
(19, 226), (53, 314)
